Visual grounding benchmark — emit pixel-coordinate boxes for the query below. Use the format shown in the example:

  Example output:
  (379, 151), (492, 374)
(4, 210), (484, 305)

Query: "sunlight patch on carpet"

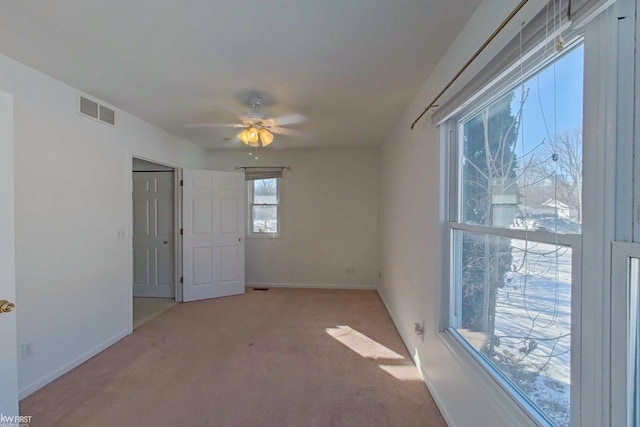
(325, 325), (404, 360)
(378, 364), (422, 381)
(326, 325), (425, 382)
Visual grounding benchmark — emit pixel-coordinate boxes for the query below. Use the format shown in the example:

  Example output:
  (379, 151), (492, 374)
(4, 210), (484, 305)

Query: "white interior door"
(0, 91), (18, 417)
(183, 170), (245, 302)
(133, 171), (175, 298)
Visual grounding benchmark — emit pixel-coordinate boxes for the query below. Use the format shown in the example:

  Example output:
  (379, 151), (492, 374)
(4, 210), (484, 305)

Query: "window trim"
(247, 177), (281, 238)
(449, 222), (581, 247)
(611, 242), (640, 427)
(579, 5), (620, 426)
(609, 0), (640, 424)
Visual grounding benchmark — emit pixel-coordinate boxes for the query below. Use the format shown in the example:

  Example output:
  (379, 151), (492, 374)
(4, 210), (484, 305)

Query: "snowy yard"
(457, 237), (572, 426)
(494, 239), (572, 426)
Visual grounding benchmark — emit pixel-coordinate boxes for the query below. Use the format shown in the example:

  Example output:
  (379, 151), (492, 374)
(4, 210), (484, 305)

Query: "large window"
(248, 178), (280, 236)
(447, 44), (583, 426)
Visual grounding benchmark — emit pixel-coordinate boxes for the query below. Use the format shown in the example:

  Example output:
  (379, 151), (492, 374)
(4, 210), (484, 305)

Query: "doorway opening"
(132, 158), (179, 328)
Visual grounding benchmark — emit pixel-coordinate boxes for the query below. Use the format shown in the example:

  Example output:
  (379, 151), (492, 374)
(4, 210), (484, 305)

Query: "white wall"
(0, 53), (207, 398)
(207, 148), (378, 289)
(378, 1), (548, 426)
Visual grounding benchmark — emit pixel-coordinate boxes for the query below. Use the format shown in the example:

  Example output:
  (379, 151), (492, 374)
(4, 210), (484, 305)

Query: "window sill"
(436, 329), (545, 427)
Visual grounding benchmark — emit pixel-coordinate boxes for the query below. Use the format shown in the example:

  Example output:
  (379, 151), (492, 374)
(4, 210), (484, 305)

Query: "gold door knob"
(0, 300), (15, 314)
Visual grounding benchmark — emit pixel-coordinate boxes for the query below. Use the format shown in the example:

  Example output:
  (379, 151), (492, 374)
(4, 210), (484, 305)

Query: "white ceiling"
(0, 0), (481, 150)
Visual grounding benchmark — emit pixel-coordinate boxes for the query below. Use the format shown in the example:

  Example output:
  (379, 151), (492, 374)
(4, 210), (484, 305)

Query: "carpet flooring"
(20, 288), (446, 427)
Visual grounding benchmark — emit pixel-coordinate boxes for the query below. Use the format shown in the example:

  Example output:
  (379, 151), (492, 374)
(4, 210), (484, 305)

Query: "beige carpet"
(21, 288), (446, 427)
(133, 297), (177, 329)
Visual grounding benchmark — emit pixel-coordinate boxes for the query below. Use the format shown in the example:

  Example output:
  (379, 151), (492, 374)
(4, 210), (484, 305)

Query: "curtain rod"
(410, 0), (529, 130)
(235, 166), (292, 171)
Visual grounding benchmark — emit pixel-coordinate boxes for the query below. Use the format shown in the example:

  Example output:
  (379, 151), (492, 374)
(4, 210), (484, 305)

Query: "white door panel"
(183, 170), (245, 302)
(157, 248), (174, 285)
(0, 92), (18, 417)
(221, 198), (240, 232)
(133, 248), (150, 285)
(132, 172), (175, 298)
(220, 245), (239, 282)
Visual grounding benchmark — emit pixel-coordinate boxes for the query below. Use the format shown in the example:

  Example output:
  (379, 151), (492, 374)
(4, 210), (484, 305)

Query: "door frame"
(126, 153), (182, 333)
(0, 89), (18, 417)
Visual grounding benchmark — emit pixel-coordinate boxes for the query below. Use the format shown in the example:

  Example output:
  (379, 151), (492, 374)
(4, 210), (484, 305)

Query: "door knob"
(238, 237), (244, 242)
(0, 300), (15, 314)
(163, 241), (168, 245)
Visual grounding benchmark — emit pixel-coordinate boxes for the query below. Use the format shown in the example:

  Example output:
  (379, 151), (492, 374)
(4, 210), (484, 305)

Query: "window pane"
(460, 46), (583, 234)
(253, 179), (278, 204)
(452, 229), (571, 426)
(252, 206), (278, 233)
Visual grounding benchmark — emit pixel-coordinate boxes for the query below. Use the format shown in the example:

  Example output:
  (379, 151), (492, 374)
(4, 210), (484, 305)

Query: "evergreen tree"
(460, 91), (521, 354)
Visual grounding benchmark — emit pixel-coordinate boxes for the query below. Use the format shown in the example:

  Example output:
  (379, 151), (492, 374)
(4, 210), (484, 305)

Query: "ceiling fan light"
(247, 127), (259, 143)
(248, 140), (259, 147)
(259, 129), (274, 147)
(238, 129), (250, 144)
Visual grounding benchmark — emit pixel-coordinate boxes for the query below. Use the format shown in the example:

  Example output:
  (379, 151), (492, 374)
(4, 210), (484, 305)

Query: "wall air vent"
(78, 95), (116, 126)
(99, 105), (115, 125)
(79, 96), (99, 119)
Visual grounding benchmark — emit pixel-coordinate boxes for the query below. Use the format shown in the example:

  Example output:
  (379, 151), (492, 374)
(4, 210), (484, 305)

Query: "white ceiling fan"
(184, 96), (306, 148)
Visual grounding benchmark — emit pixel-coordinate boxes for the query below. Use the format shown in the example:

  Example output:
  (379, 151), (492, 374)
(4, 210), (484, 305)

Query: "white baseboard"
(247, 282), (376, 290)
(377, 289), (457, 427)
(19, 329), (130, 400)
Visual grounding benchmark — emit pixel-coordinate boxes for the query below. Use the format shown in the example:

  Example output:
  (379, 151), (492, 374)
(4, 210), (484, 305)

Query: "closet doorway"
(132, 158), (178, 328)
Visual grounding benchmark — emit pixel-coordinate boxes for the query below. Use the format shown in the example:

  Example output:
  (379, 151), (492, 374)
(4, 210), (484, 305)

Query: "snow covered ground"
(493, 239), (572, 426)
(455, 231), (573, 425)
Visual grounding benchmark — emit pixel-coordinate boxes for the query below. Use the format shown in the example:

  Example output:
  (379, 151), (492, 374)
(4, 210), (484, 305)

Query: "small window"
(248, 178), (280, 236)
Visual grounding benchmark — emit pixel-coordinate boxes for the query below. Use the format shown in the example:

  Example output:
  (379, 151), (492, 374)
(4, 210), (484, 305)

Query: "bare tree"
(461, 90), (528, 356)
(254, 178), (277, 196)
(533, 127), (583, 222)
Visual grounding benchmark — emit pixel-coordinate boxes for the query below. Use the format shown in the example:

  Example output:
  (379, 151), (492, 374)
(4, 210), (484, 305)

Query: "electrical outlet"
(21, 343), (34, 359)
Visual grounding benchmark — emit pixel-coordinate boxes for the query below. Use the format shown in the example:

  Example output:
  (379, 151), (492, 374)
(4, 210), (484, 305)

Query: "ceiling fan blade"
(184, 123), (246, 129)
(216, 105), (249, 121)
(222, 135), (243, 148)
(270, 127), (306, 137)
(270, 113), (307, 126)
(216, 105), (243, 116)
